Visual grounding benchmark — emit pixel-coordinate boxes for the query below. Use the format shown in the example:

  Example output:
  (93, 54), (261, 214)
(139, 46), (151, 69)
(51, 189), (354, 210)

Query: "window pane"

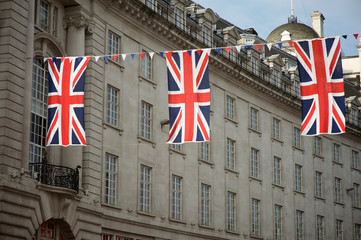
(140, 165), (151, 213)
(140, 102), (152, 139)
(200, 184), (210, 226)
(105, 154), (116, 205)
(106, 85), (118, 126)
(171, 175), (182, 220)
(251, 148), (259, 178)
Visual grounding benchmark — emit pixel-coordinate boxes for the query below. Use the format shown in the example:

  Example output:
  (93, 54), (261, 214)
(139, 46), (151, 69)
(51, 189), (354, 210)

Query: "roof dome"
(266, 22), (319, 43)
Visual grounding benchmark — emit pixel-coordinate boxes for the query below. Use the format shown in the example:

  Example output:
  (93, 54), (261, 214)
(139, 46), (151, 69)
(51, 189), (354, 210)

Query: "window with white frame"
(272, 118), (280, 139)
(106, 85), (118, 126)
(295, 81), (301, 98)
(141, 52), (152, 79)
(229, 48), (237, 63)
(36, 0), (58, 35)
(296, 210), (304, 240)
(226, 191), (236, 232)
(200, 183), (211, 226)
(200, 142), (210, 161)
(251, 198), (260, 237)
(354, 183), (360, 208)
(171, 144), (182, 152)
(314, 136), (321, 155)
(355, 224), (361, 240)
(226, 95), (235, 120)
(274, 205), (282, 240)
(352, 150), (359, 169)
(107, 31), (120, 61)
(140, 101), (152, 140)
(273, 156), (281, 185)
(203, 26), (212, 46)
(294, 127), (301, 148)
(333, 144), (340, 162)
(52, 7), (58, 36)
(175, 8), (184, 29)
(38, 0), (49, 31)
(317, 215), (324, 240)
(251, 148), (259, 178)
(29, 59), (48, 170)
(295, 164), (302, 192)
(171, 175), (182, 220)
(336, 219), (343, 240)
(351, 107), (358, 125)
(226, 138), (235, 170)
(250, 107), (259, 130)
(145, 0), (155, 10)
(139, 165), (151, 213)
(251, 56), (258, 75)
(315, 171), (323, 198)
(104, 154), (117, 205)
(334, 177), (342, 203)
(273, 69), (281, 88)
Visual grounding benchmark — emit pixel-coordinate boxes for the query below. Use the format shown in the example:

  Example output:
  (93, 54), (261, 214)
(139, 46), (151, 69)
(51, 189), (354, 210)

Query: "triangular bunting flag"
(95, 56), (100, 62)
(187, 50), (192, 56)
(121, 54), (126, 61)
(197, 49), (202, 56)
(104, 56), (109, 63)
(342, 35), (347, 39)
(140, 53), (145, 59)
(113, 55), (118, 61)
(266, 43), (272, 51)
(52, 57), (57, 62)
(43, 57), (48, 62)
(149, 52), (154, 59)
(216, 48), (221, 54)
(354, 34), (359, 39)
(226, 47), (231, 54)
(235, 45), (242, 53)
(205, 49), (211, 55)
(277, 42), (282, 48)
(256, 44), (262, 51)
(131, 54), (135, 60)
(160, 52), (164, 57)
(288, 41), (293, 47)
(246, 45), (252, 51)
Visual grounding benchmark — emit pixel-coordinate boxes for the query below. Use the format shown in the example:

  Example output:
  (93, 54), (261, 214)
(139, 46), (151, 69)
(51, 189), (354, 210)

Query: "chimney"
(311, 11), (325, 37)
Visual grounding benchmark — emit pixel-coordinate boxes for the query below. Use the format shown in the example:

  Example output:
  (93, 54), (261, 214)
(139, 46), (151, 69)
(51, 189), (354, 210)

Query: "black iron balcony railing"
(29, 160), (80, 192)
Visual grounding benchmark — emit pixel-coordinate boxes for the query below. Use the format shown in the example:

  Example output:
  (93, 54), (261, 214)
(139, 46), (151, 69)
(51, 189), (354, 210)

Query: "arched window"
(32, 220), (66, 240)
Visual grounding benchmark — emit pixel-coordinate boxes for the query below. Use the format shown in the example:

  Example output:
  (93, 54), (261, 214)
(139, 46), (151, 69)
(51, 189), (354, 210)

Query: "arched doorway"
(32, 219), (74, 240)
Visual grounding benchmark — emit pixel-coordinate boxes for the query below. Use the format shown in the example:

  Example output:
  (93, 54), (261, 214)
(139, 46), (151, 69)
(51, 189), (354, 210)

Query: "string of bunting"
(30, 33), (359, 62)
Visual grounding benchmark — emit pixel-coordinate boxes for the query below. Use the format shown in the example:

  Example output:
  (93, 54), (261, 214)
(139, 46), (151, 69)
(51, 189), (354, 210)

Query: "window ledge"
(103, 122), (123, 135)
(101, 203), (122, 211)
(249, 176), (263, 184)
(225, 168), (239, 176)
(169, 148), (186, 158)
(313, 154), (324, 160)
(224, 117), (239, 127)
(293, 190), (306, 196)
(169, 218), (186, 224)
(198, 159), (214, 167)
(271, 137), (283, 145)
(292, 146), (304, 153)
(272, 183), (285, 191)
(225, 230), (240, 235)
(332, 161), (343, 167)
(138, 75), (157, 89)
(334, 201), (345, 207)
(137, 136), (156, 148)
(248, 127), (262, 137)
(314, 196), (325, 202)
(199, 224), (214, 230)
(136, 211), (156, 218)
(249, 235), (263, 240)
(351, 167), (361, 173)
(353, 206), (361, 211)
(106, 58), (125, 71)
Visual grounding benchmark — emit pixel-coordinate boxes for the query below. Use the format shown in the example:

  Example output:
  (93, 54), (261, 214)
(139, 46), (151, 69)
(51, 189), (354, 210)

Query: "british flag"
(294, 36), (345, 136)
(166, 50), (210, 143)
(46, 57), (90, 146)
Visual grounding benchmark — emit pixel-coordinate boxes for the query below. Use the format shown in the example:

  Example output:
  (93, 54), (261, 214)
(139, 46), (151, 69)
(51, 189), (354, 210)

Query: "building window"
(314, 136), (321, 155)
(295, 81), (301, 98)
(52, 7), (58, 36)
(336, 219), (343, 240)
(250, 148), (259, 178)
(334, 177), (342, 203)
(226, 95), (235, 120)
(355, 224), (361, 240)
(273, 156), (281, 185)
(251, 199), (260, 237)
(200, 142), (210, 161)
(39, 0), (49, 31)
(315, 171), (323, 198)
(295, 164), (302, 192)
(317, 215), (324, 240)
(140, 101), (152, 140)
(274, 205), (282, 240)
(294, 127), (301, 148)
(333, 144), (340, 162)
(139, 165), (151, 213)
(171, 144), (181, 152)
(226, 191), (236, 232)
(171, 175), (182, 220)
(29, 59), (48, 169)
(296, 210), (304, 240)
(250, 107), (259, 130)
(141, 52), (152, 79)
(229, 48), (237, 63)
(272, 118), (280, 139)
(145, 0), (155, 10)
(226, 138), (235, 170)
(104, 154), (116, 205)
(352, 150), (359, 169)
(107, 31), (120, 61)
(175, 8), (184, 29)
(106, 85), (118, 126)
(354, 183), (360, 208)
(350, 107), (358, 125)
(200, 183), (211, 226)
(203, 26), (212, 46)
(273, 69), (281, 88)
(251, 57), (258, 75)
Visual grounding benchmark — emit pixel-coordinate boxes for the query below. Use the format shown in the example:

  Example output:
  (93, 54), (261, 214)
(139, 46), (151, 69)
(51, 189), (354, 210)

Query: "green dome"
(266, 22), (319, 43)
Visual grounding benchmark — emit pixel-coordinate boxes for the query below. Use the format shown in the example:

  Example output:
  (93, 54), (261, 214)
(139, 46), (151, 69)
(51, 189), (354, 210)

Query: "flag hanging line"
(26, 33), (360, 61)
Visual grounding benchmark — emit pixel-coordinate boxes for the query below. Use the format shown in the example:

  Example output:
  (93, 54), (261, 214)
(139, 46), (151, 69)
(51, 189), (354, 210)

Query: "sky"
(195, 0), (361, 56)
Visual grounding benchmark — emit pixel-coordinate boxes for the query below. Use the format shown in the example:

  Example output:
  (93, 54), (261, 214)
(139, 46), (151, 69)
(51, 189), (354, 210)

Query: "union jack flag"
(46, 57), (90, 146)
(166, 50), (210, 143)
(294, 36), (345, 136)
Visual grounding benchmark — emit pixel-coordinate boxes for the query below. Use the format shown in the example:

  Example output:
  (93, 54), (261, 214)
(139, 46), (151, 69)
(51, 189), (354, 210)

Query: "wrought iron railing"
(29, 160), (80, 192)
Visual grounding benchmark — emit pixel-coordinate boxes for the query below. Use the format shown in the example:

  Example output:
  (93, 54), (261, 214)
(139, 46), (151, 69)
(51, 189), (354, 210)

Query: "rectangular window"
(200, 184), (211, 226)
(141, 53), (152, 79)
(272, 118), (280, 139)
(251, 57), (258, 75)
(355, 224), (361, 240)
(314, 136), (321, 155)
(171, 175), (182, 220)
(295, 164), (302, 192)
(352, 150), (359, 169)
(105, 154), (116, 205)
(145, 0), (155, 10)
(139, 165), (151, 213)
(52, 6), (58, 36)
(226, 192), (236, 232)
(294, 127), (301, 148)
(171, 144), (181, 151)
(336, 219), (343, 240)
(273, 156), (281, 185)
(354, 183), (360, 208)
(273, 70), (281, 88)
(203, 26), (212, 46)
(106, 85), (118, 126)
(175, 8), (184, 29)
(226, 139), (235, 170)
(295, 81), (301, 98)
(39, 0), (49, 32)
(334, 177), (342, 203)
(274, 205), (282, 240)
(317, 215), (324, 240)
(250, 107), (258, 130)
(351, 108), (358, 125)
(200, 142), (210, 161)
(251, 199), (260, 237)
(107, 31), (120, 61)
(101, 233), (113, 240)
(226, 96), (235, 120)
(296, 210), (304, 240)
(251, 148), (259, 178)
(140, 101), (152, 140)
(315, 171), (323, 198)
(333, 144), (340, 162)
